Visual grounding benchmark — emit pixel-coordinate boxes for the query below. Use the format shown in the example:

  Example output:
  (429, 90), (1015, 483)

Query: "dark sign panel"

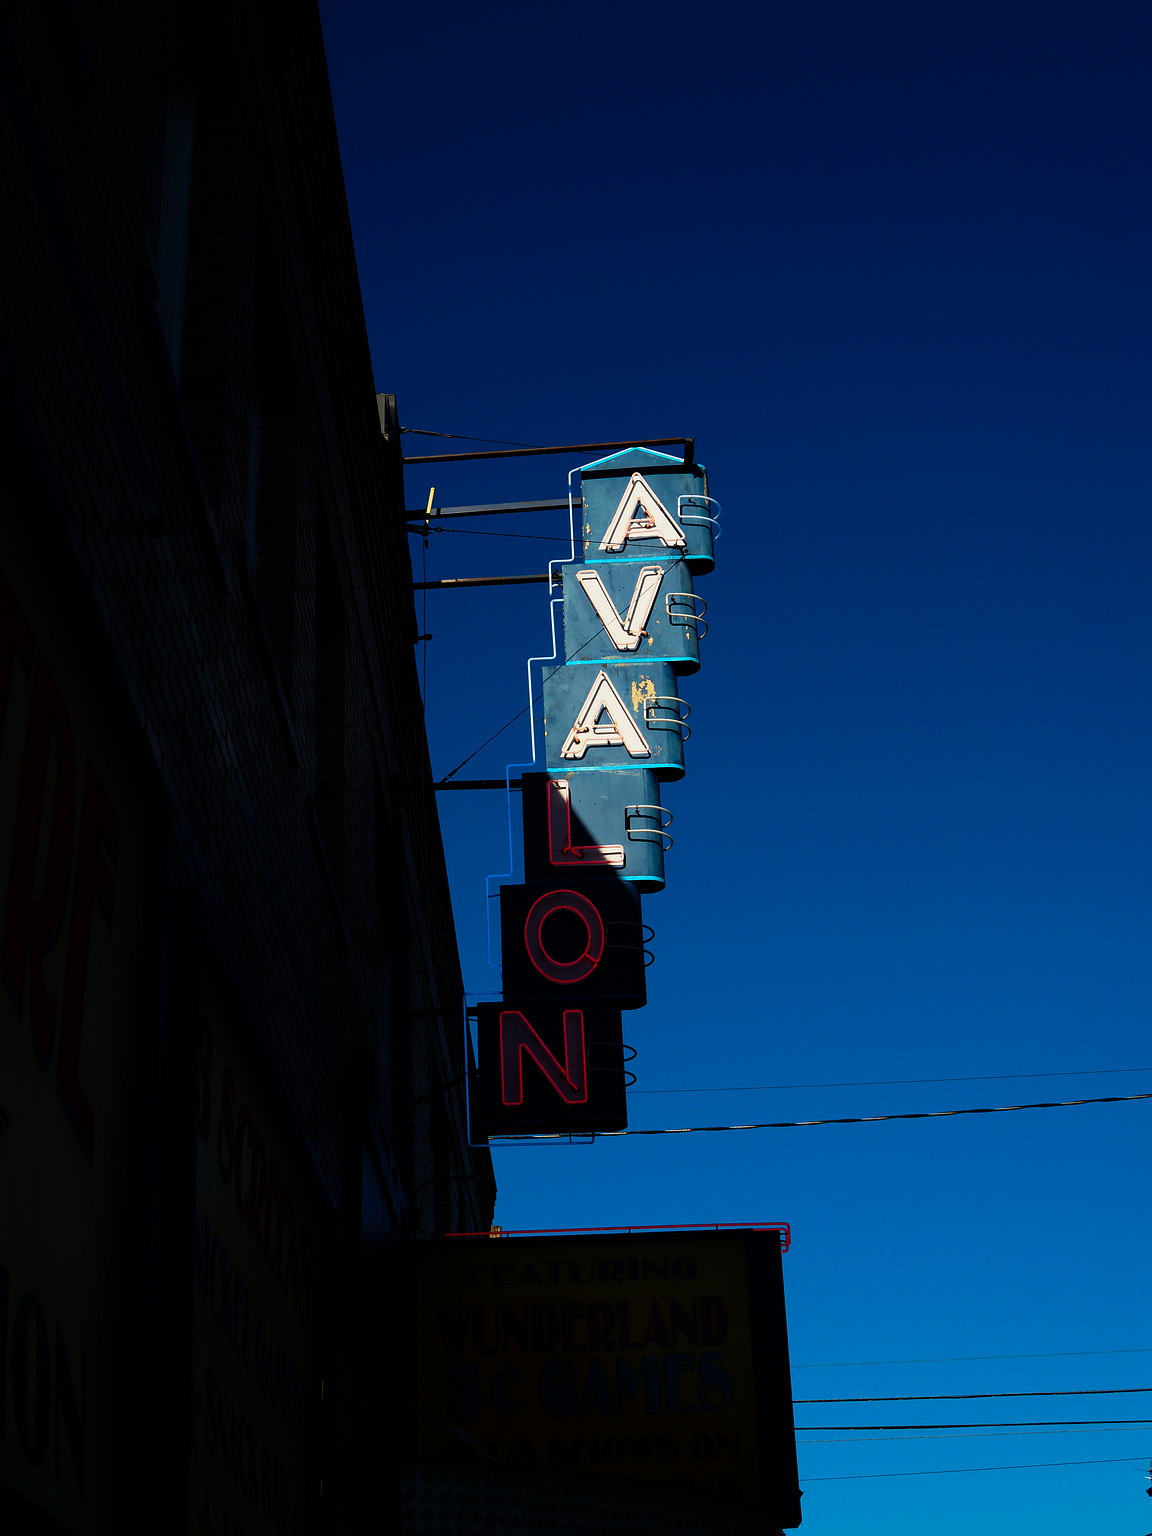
(499, 880), (647, 1009)
(413, 1230), (801, 1529)
(472, 1002), (627, 1135)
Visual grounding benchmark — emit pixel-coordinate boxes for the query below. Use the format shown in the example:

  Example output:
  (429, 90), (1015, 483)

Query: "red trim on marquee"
(443, 1221), (793, 1252)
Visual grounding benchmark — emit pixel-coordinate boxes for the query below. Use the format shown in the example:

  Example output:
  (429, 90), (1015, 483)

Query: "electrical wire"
(800, 1427), (1152, 1443)
(796, 1346), (1152, 1369)
(797, 1420), (1152, 1430)
(797, 1387), (1152, 1404)
(577, 1089), (1152, 1138)
(802, 1454), (1146, 1482)
(439, 696), (538, 783)
(421, 538), (428, 699)
(633, 1065), (1152, 1095)
(438, 605), (617, 782)
(401, 428), (544, 447)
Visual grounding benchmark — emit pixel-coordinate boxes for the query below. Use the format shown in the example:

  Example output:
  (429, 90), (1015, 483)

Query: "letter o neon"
(523, 889), (605, 983)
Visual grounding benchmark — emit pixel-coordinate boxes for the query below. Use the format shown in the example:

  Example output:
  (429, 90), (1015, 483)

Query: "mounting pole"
(413, 573), (559, 591)
(403, 436), (697, 467)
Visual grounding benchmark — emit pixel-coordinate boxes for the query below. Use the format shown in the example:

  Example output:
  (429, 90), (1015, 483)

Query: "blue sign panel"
(542, 660), (687, 779)
(521, 770), (671, 892)
(579, 447), (717, 574)
(561, 558), (703, 674)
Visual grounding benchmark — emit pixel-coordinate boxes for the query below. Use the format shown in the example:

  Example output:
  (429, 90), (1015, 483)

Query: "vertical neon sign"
(472, 448), (719, 1138)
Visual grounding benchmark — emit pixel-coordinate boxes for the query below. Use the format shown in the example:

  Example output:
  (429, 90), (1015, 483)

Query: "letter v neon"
(576, 566), (664, 652)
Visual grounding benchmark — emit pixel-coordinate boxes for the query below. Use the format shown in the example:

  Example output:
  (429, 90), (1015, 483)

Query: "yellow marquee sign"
(413, 1230), (800, 1527)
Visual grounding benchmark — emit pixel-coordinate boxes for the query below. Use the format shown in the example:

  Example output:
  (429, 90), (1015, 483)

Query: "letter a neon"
(599, 473), (686, 553)
(560, 671), (650, 760)
(500, 1010), (588, 1105)
(576, 565), (664, 652)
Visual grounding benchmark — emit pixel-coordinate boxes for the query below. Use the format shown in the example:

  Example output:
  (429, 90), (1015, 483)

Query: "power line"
(802, 1454), (1146, 1482)
(585, 1090), (1152, 1138)
(439, 696), (537, 783)
(797, 1420), (1152, 1430)
(492, 1090), (1152, 1143)
(797, 1387), (1152, 1404)
(421, 537), (428, 697)
(801, 1426), (1152, 1443)
(438, 605), (614, 783)
(796, 1346), (1152, 1369)
(401, 428), (544, 447)
(634, 1065), (1152, 1095)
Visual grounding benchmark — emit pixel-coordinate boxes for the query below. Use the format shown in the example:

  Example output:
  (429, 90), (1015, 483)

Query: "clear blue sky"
(318, 3), (1152, 1528)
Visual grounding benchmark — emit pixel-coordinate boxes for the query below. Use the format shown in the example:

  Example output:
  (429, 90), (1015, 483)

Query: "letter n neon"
(499, 1010), (588, 1105)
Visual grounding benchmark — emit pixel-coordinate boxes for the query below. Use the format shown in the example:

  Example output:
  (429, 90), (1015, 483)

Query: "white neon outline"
(560, 669), (651, 760)
(574, 564), (663, 652)
(676, 492), (722, 542)
(599, 472), (686, 552)
(547, 777), (625, 868)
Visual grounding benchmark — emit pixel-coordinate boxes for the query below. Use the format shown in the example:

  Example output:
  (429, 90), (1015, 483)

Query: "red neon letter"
(523, 889), (604, 984)
(499, 1010), (588, 1105)
(547, 779), (624, 869)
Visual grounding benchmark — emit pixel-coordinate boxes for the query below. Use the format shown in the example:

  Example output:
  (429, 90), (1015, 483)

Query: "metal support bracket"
(677, 493), (722, 537)
(606, 919), (656, 968)
(643, 694), (692, 740)
(404, 436), (696, 466)
(413, 572), (560, 590)
(665, 591), (709, 639)
(404, 498), (572, 520)
(625, 803), (674, 850)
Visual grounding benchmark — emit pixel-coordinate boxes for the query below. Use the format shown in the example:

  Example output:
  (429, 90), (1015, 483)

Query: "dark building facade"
(0, 2), (493, 1532)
